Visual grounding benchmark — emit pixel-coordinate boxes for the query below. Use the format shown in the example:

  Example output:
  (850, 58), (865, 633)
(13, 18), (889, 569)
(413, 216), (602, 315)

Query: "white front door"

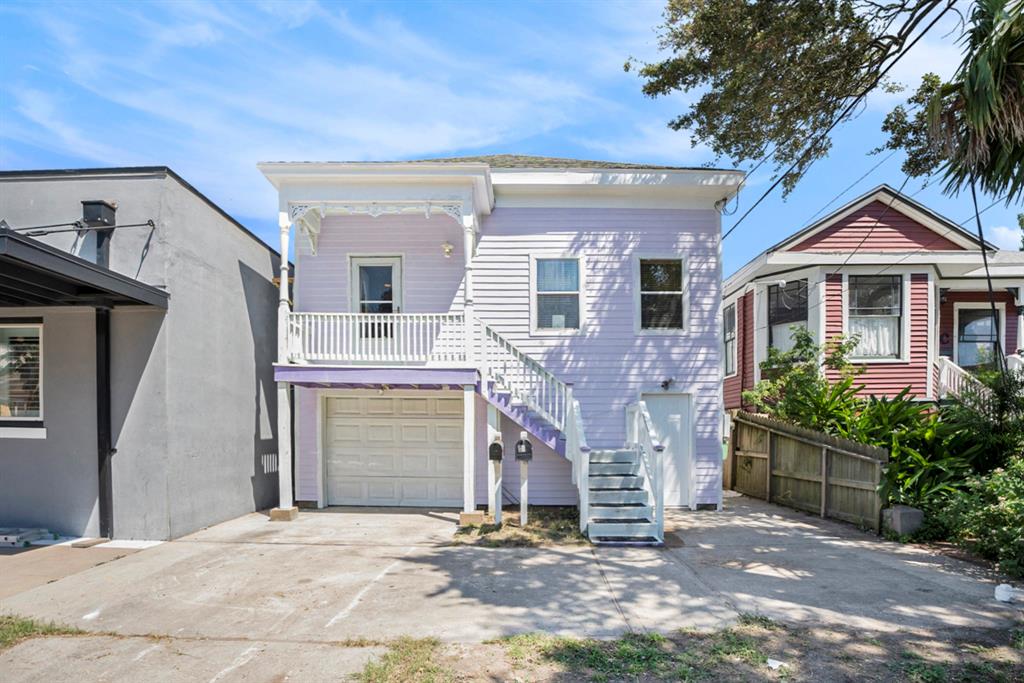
(641, 393), (692, 508)
(351, 257), (402, 314)
(324, 390), (463, 507)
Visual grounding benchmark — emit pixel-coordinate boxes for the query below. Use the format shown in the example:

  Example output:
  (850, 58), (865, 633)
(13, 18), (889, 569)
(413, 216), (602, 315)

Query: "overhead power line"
(723, 3), (955, 242)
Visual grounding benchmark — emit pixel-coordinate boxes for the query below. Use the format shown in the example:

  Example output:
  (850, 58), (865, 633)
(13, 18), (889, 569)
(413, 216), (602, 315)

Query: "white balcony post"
(462, 213), (477, 366)
(272, 213), (296, 520)
(487, 404), (502, 524)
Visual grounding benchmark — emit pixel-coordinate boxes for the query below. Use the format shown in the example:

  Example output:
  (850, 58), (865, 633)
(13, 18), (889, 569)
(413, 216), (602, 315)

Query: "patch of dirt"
(450, 506), (587, 547)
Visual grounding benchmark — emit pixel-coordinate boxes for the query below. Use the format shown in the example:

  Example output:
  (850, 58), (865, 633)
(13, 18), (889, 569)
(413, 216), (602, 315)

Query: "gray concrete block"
(882, 505), (924, 535)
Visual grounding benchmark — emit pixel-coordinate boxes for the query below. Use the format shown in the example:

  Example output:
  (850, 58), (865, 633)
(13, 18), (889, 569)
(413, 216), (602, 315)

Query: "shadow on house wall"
(239, 260), (280, 510)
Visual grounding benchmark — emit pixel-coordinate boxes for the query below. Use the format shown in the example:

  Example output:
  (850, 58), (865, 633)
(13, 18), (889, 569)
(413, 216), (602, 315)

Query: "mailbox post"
(488, 436), (503, 525)
(515, 431), (533, 525)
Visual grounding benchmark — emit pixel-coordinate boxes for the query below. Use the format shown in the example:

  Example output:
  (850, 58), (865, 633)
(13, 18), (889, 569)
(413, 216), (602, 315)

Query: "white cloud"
(575, 122), (712, 164)
(989, 224), (1023, 250)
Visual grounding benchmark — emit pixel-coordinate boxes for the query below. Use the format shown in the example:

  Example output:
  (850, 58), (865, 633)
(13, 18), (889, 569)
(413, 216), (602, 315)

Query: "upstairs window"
(723, 303), (737, 376)
(0, 325), (42, 420)
(767, 280), (808, 353)
(639, 258), (685, 331)
(849, 275), (902, 359)
(535, 258), (580, 330)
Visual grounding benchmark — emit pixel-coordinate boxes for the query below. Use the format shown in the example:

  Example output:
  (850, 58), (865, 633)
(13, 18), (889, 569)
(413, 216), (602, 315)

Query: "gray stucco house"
(0, 167), (281, 540)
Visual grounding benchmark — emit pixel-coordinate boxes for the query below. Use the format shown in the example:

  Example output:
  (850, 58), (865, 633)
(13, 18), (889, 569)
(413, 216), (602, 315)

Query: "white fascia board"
(723, 252), (770, 297)
(258, 162), (494, 215)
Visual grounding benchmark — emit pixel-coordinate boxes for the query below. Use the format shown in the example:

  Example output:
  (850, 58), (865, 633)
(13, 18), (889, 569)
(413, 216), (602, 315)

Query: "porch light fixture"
(442, 241), (454, 258)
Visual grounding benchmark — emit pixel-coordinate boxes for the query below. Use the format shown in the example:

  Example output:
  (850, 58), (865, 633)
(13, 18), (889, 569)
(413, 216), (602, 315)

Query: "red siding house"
(722, 185), (1024, 409)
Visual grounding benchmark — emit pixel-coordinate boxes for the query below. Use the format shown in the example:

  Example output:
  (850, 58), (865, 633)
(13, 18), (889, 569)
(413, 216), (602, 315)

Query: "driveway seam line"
(588, 547), (634, 634)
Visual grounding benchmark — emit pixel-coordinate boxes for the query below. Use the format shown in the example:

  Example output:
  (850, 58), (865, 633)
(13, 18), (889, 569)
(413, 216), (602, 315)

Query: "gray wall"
(0, 170), (279, 539)
(0, 308), (100, 537)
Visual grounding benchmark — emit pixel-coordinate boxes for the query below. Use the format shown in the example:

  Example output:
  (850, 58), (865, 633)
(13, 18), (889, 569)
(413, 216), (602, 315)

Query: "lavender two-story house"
(260, 156), (743, 544)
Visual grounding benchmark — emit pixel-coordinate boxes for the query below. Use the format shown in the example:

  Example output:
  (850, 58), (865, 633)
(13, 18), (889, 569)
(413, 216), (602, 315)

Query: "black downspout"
(96, 305), (113, 538)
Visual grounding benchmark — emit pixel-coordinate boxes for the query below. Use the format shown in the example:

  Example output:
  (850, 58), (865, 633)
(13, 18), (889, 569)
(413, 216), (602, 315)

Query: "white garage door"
(324, 391), (463, 507)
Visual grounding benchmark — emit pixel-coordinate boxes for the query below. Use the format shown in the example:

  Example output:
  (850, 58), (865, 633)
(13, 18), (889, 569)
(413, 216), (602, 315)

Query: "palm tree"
(928, 0), (1024, 201)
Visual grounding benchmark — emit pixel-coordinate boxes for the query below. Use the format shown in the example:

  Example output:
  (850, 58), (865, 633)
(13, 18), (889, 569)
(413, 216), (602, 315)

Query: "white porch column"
(272, 214), (297, 520)
(462, 214), (477, 366)
(461, 383), (478, 521)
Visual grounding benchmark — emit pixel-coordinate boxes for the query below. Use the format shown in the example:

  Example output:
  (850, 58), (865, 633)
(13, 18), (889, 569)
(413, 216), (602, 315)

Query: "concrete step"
(587, 521), (659, 539)
(589, 462), (639, 476)
(588, 504), (653, 520)
(589, 489), (648, 505)
(588, 475), (643, 489)
(589, 449), (637, 464)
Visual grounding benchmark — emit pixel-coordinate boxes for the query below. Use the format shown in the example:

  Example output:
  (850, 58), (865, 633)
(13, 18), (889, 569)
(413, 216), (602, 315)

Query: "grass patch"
(452, 506), (586, 547)
(1011, 627), (1024, 651)
(357, 636), (453, 683)
(889, 650), (950, 683)
(0, 614), (82, 651)
(737, 613), (784, 630)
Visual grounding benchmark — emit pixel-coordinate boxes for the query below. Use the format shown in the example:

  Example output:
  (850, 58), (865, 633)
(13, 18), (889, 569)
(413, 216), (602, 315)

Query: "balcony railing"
(287, 312), (467, 365)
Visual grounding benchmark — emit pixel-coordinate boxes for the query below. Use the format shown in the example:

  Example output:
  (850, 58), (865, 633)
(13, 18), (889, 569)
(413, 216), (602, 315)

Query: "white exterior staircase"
(481, 324), (665, 545)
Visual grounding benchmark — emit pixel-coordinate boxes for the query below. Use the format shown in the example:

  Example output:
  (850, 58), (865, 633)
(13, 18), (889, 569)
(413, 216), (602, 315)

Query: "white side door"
(641, 393), (692, 508)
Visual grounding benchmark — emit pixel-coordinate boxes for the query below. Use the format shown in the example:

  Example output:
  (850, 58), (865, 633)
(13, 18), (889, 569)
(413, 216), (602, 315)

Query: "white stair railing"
(935, 356), (990, 400)
(480, 324), (593, 531)
(288, 312), (465, 364)
(563, 393), (591, 533)
(481, 325), (570, 430)
(626, 401), (665, 544)
(1008, 354), (1024, 373)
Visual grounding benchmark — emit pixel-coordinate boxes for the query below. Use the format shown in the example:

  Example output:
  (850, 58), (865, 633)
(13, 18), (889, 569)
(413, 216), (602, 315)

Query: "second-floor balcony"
(287, 311), (469, 366)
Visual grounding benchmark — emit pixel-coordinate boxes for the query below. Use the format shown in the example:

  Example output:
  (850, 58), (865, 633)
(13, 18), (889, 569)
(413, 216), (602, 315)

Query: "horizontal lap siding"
(792, 201), (966, 252)
(939, 290), (1019, 358)
(476, 208), (722, 506)
(292, 215), (468, 501)
(825, 273), (930, 398)
(724, 291), (753, 409)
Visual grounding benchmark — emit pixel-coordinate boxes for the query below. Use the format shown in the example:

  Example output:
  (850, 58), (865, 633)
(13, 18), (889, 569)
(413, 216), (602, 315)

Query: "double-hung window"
(0, 324), (42, 421)
(848, 275), (902, 359)
(535, 258), (580, 330)
(723, 303), (737, 376)
(639, 258), (685, 331)
(767, 280), (808, 353)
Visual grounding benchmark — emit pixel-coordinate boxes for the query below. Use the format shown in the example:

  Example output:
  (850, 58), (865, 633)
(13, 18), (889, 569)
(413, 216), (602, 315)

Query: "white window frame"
(0, 322), (44, 423)
(723, 300), (738, 379)
(952, 301), (1006, 366)
(529, 254), (586, 336)
(348, 255), (404, 314)
(842, 272), (912, 364)
(634, 254), (689, 335)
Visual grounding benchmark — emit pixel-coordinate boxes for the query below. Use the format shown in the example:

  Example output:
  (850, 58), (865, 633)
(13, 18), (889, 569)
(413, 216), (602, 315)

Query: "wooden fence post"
(765, 431), (773, 503)
(819, 446), (827, 518)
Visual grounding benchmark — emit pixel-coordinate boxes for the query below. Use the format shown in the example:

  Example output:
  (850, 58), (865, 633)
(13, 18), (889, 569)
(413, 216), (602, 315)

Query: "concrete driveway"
(2, 496), (1021, 680)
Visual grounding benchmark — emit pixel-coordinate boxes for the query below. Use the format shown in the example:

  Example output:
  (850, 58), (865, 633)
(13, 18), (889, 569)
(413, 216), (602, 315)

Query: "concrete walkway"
(2, 497), (1020, 680)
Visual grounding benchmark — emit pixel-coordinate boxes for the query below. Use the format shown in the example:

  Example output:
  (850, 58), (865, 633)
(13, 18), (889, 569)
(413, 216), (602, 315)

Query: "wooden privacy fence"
(729, 411), (889, 532)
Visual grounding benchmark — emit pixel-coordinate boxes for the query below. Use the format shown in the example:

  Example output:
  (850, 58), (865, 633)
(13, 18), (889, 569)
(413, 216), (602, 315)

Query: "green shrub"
(941, 369), (1024, 472)
(941, 457), (1024, 578)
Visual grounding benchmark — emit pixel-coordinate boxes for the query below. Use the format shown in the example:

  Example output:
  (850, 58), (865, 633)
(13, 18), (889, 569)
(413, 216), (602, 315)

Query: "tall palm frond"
(928, 0), (1024, 201)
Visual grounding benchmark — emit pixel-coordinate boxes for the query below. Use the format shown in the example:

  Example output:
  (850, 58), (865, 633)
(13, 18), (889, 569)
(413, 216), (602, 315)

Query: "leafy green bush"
(942, 369), (1024, 472)
(743, 327), (861, 431)
(941, 457), (1024, 578)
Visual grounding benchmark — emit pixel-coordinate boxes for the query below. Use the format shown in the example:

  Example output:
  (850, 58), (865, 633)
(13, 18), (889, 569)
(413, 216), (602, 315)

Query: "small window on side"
(723, 303), (736, 376)
(0, 325), (42, 420)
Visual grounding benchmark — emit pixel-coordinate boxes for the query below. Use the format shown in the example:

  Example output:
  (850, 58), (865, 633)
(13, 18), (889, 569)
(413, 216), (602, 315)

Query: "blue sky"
(1, 0), (1020, 275)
